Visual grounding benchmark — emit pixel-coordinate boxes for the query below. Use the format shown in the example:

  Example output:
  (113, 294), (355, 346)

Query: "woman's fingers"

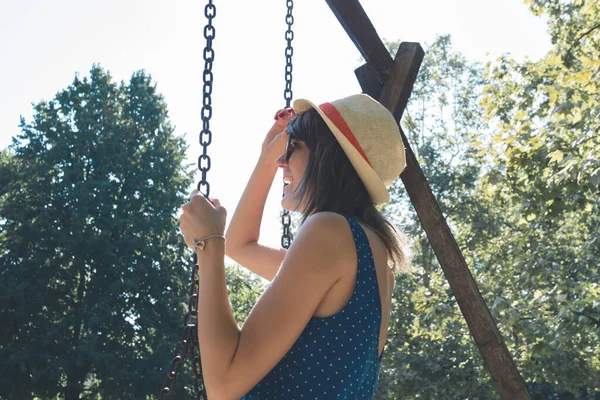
(189, 189), (200, 200)
(274, 108), (295, 128)
(187, 192), (223, 211)
(180, 193), (227, 245)
(274, 107), (295, 120)
(273, 108), (285, 120)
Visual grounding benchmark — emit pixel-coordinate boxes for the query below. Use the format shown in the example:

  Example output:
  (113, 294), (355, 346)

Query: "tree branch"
(565, 23), (600, 61)
(574, 311), (600, 327)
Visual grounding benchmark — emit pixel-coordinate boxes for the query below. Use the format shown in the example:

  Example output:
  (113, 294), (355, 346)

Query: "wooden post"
(325, 1), (531, 399)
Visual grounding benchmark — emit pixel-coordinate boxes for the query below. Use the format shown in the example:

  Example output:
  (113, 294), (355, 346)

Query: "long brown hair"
(286, 108), (411, 274)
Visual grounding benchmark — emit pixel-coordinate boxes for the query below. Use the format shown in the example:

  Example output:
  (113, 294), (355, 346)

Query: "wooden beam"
(329, 2), (532, 398)
(325, 0), (393, 82)
(355, 63), (382, 99)
(355, 42), (424, 122)
(379, 42), (423, 121)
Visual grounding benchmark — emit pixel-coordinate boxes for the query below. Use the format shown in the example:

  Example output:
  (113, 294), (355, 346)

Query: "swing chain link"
(157, 1), (214, 399)
(198, 0), (216, 198)
(281, 0), (294, 250)
(283, 0), (294, 107)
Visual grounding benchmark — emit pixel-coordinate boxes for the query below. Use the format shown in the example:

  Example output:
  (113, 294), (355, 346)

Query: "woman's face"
(276, 134), (309, 211)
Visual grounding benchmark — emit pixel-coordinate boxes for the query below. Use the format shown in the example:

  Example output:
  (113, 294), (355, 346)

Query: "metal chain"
(157, 2), (215, 399)
(283, 0), (294, 108)
(198, 1), (216, 199)
(281, 0), (294, 249)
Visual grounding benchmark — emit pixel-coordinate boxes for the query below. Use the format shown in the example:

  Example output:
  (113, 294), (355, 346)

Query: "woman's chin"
(281, 197), (294, 212)
(281, 186), (305, 212)
(281, 192), (300, 212)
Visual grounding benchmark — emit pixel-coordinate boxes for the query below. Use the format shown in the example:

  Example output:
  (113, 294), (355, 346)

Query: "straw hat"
(293, 93), (406, 205)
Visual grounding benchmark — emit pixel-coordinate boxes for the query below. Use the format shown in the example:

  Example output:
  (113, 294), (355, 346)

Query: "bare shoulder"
(299, 211), (349, 234)
(292, 212), (353, 274)
(298, 212), (354, 251)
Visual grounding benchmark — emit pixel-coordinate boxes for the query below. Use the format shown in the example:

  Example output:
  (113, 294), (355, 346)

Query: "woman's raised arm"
(225, 111), (293, 281)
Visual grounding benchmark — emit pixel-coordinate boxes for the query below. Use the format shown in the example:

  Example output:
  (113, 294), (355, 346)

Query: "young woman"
(179, 93), (411, 399)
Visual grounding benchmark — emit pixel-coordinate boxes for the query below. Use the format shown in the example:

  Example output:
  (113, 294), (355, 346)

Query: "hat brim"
(293, 98), (390, 205)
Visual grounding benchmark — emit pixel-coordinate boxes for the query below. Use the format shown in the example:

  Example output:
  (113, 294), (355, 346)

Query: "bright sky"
(0, 0), (551, 249)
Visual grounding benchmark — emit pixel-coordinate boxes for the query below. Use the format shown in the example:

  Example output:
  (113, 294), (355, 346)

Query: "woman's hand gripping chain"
(179, 190), (227, 252)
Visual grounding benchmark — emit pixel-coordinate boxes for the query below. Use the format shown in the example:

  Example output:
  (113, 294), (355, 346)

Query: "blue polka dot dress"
(240, 215), (385, 399)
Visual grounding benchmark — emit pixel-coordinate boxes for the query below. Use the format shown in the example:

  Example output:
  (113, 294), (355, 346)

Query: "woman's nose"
(276, 153), (287, 168)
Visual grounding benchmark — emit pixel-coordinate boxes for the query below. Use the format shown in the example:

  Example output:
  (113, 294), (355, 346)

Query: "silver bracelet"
(194, 234), (226, 251)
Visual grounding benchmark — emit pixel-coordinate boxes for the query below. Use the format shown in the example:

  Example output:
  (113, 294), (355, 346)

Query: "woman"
(180, 93), (411, 399)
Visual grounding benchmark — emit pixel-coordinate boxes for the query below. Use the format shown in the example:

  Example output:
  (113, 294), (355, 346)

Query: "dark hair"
(286, 108), (411, 274)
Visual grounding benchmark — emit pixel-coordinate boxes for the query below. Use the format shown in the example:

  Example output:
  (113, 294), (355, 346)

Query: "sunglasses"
(284, 133), (297, 162)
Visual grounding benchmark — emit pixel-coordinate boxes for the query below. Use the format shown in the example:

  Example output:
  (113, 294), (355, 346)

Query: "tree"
(374, 15), (599, 396)
(476, 0), (600, 396)
(0, 65), (194, 399)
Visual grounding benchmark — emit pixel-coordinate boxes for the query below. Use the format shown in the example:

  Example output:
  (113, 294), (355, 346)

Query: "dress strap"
(336, 214), (382, 320)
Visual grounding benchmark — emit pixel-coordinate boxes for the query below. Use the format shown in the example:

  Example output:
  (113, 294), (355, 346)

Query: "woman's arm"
(225, 154), (286, 281)
(225, 117), (292, 281)
(198, 212), (346, 399)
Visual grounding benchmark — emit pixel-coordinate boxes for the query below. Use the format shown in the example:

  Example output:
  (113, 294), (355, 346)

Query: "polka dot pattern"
(240, 215), (385, 399)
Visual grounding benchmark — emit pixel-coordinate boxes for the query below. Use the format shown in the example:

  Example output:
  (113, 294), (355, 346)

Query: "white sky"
(0, 0), (551, 249)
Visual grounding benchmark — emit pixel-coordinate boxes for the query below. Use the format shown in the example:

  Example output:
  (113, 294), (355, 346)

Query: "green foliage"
(374, 7), (599, 394)
(0, 65), (194, 400)
(479, 0), (600, 395)
(226, 264), (268, 324)
(373, 35), (500, 399)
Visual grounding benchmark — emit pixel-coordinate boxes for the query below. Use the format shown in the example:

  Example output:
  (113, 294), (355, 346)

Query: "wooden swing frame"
(324, 1), (531, 398)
